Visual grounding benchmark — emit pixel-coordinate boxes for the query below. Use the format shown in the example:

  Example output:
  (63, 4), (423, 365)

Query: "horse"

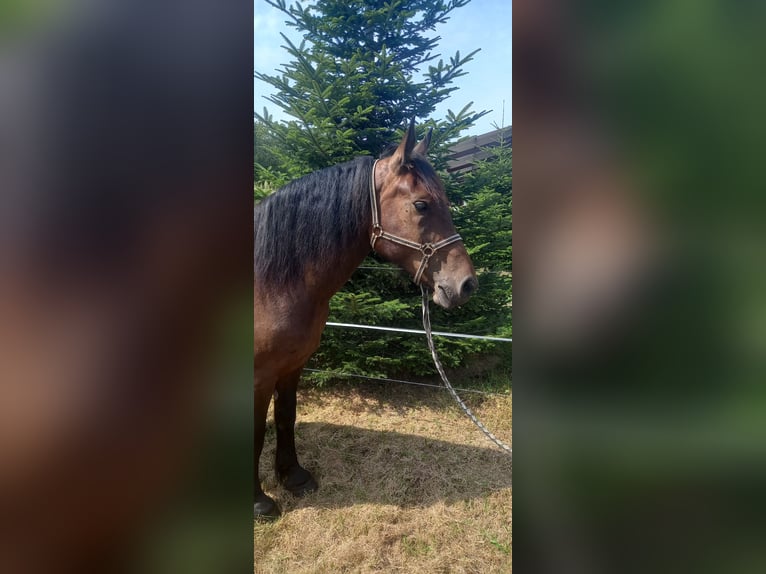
(253, 121), (478, 518)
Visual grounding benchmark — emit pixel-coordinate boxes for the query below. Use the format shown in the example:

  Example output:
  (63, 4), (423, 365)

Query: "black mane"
(254, 156), (374, 286)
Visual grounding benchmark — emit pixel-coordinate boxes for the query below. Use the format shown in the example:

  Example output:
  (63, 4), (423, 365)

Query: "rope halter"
(369, 159), (463, 285)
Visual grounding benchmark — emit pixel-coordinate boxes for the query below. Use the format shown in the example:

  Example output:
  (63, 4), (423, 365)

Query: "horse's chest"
(254, 297), (329, 373)
(273, 318), (325, 362)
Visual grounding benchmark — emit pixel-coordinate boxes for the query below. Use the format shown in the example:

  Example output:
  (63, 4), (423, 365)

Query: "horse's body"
(253, 123), (477, 518)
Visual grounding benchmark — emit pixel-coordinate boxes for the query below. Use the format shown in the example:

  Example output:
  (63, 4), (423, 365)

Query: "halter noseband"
(369, 159), (463, 285)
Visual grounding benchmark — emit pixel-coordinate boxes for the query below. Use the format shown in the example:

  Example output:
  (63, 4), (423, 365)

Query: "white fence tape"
(324, 321), (512, 343)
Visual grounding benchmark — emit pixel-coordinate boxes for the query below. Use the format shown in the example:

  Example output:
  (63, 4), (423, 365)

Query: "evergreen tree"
(254, 0), (487, 179)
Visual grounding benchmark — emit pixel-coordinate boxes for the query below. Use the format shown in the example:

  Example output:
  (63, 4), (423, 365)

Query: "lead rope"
(370, 159), (509, 453)
(421, 285), (512, 455)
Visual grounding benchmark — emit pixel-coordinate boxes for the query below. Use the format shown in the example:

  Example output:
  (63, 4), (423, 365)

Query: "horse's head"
(371, 122), (478, 309)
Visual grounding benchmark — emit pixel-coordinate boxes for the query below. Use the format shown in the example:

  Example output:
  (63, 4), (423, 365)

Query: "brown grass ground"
(254, 380), (512, 573)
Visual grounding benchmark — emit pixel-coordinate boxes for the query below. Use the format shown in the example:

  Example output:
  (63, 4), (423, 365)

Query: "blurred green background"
(515, 1), (766, 572)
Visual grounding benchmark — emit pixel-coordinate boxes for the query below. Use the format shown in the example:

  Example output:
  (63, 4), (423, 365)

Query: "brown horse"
(253, 122), (478, 518)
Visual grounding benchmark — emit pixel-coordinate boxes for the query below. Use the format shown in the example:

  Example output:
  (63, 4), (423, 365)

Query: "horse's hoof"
(279, 466), (318, 497)
(254, 495), (280, 521)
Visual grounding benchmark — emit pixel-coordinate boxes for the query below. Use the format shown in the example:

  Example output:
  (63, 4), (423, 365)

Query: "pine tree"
(254, 0), (487, 179)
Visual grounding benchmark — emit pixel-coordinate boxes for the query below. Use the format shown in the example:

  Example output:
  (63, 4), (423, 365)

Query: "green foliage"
(444, 144), (512, 338)
(254, 0), (488, 182)
(253, 181), (274, 203)
(254, 0), (510, 382)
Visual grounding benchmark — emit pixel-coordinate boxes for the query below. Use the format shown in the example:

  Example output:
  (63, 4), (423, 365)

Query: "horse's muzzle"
(434, 275), (478, 309)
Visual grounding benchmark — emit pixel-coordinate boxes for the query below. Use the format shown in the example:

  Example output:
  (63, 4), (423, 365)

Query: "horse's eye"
(413, 201), (428, 213)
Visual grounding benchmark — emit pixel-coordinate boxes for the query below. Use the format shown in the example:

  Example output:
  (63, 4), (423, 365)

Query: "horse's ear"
(413, 127), (433, 156)
(391, 118), (417, 169)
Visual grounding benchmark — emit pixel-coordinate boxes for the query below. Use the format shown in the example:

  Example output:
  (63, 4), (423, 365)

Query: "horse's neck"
(306, 237), (370, 303)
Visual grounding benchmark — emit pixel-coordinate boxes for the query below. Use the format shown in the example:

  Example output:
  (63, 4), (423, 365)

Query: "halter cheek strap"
(369, 159), (463, 285)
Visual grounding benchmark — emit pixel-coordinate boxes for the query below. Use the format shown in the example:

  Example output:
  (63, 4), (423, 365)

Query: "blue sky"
(253, 0), (512, 135)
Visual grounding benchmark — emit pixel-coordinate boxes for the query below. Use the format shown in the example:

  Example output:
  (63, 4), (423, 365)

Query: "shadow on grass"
(261, 421), (512, 513)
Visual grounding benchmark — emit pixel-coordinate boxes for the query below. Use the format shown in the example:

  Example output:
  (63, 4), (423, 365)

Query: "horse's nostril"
(461, 277), (478, 298)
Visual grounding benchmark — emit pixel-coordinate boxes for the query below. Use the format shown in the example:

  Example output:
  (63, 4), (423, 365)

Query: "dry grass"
(254, 381), (512, 573)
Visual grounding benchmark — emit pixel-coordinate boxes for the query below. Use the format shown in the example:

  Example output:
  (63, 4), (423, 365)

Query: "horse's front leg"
(254, 373), (280, 520)
(274, 367), (318, 497)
